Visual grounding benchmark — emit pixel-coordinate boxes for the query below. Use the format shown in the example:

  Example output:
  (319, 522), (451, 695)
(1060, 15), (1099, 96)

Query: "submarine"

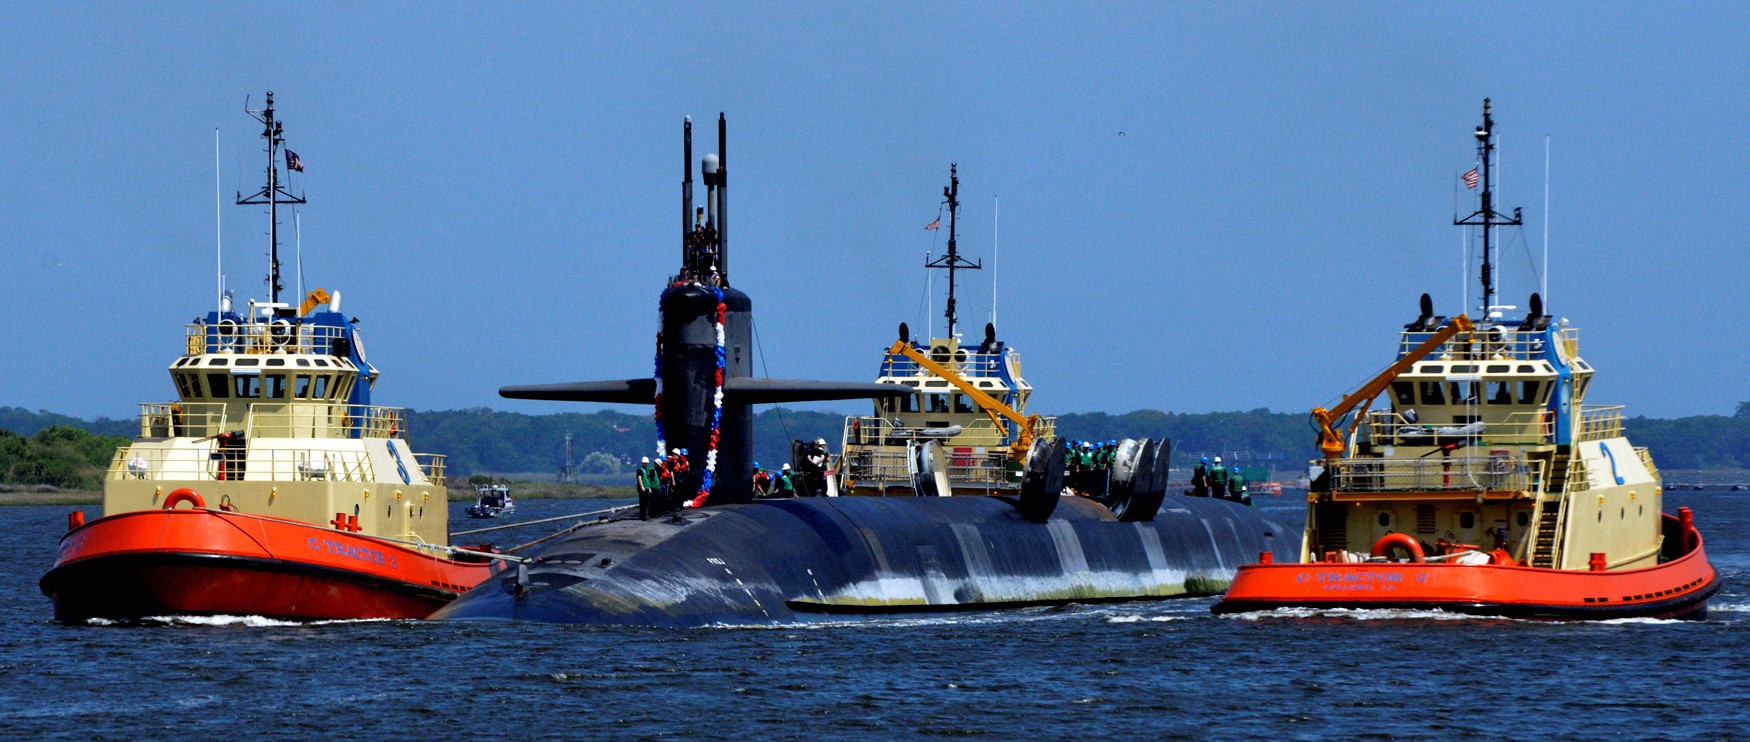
(432, 115), (1296, 625)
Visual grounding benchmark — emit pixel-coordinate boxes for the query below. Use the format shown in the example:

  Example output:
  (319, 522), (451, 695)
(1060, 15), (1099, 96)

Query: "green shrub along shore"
(6, 404), (1750, 501)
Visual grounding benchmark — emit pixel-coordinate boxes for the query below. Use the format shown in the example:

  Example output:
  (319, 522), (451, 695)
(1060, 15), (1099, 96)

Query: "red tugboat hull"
(1213, 513), (1718, 620)
(41, 507), (500, 622)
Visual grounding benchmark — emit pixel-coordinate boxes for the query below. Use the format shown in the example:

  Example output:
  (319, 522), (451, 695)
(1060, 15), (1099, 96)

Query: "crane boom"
(1313, 314), (1475, 459)
(885, 340), (1043, 461)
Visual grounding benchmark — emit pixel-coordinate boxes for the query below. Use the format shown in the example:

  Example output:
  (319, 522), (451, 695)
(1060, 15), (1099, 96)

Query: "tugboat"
(40, 93), (502, 622)
(432, 120), (1294, 626)
(836, 165), (1062, 499)
(466, 483), (515, 519)
(1213, 100), (1718, 619)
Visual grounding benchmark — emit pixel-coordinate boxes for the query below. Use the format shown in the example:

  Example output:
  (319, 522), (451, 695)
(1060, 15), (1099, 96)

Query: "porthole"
(1377, 512), (1391, 527)
(354, 504), (360, 516)
(1516, 512), (1530, 527)
(1460, 512), (1476, 529)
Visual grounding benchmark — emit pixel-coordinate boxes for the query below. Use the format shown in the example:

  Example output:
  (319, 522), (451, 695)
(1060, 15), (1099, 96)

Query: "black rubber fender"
(1018, 437), (1065, 523)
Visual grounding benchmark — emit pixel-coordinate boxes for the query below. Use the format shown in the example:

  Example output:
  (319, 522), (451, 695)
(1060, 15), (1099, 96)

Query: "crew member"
(635, 456), (660, 519)
(1227, 464), (1247, 503)
(774, 464), (797, 498)
(1191, 457), (1210, 497)
(752, 461), (772, 498)
(1208, 456), (1229, 500)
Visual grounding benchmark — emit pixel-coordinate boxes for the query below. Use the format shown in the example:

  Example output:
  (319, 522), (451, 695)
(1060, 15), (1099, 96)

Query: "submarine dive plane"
(432, 116), (1295, 626)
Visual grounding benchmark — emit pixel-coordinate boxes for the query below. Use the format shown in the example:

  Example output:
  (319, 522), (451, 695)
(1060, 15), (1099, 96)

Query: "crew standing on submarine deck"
(635, 456), (661, 519)
(1191, 457), (1211, 498)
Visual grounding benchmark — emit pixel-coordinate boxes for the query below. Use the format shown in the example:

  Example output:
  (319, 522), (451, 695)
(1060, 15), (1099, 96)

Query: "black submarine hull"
(433, 494), (1295, 626)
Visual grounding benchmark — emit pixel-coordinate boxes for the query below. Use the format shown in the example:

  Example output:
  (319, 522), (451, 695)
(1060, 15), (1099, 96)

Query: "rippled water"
(5, 492), (1746, 738)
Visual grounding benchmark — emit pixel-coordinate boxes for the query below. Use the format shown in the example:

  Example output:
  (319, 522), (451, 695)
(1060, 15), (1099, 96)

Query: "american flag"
(924, 218), (940, 231)
(286, 149), (304, 173)
(1462, 167), (1478, 189)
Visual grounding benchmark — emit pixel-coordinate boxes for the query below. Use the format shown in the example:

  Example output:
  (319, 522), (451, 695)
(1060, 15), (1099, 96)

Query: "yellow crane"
(1312, 314), (1475, 460)
(297, 288), (332, 317)
(885, 340), (1046, 462)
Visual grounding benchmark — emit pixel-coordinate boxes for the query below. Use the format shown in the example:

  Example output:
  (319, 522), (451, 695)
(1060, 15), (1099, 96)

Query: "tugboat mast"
(1454, 98), (1522, 318)
(926, 164), (981, 337)
(236, 91), (306, 305)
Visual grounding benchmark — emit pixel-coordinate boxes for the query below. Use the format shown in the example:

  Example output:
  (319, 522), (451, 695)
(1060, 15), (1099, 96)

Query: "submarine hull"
(433, 494), (1294, 626)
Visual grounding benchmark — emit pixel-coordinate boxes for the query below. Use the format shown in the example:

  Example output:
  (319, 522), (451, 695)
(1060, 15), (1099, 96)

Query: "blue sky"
(1, 3), (1745, 421)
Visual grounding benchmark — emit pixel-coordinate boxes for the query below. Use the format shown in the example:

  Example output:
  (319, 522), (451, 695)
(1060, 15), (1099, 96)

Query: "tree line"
(5, 403), (1750, 487)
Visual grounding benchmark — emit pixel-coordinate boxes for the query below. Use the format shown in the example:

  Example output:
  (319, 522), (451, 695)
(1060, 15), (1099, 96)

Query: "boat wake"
(1220, 606), (1479, 622)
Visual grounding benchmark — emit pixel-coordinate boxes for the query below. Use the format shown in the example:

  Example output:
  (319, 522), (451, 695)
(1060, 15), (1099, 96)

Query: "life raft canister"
(163, 488), (207, 510)
(1370, 533), (1425, 563)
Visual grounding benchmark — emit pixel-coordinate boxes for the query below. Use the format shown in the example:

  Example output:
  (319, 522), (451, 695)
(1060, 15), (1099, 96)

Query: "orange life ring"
(163, 488), (207, 510)
(1370, 533), (1425, 563)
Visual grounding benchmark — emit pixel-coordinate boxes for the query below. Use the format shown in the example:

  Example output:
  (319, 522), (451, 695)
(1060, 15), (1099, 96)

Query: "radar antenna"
(926, 164), (981, 337)
(1454, 98), (1523, 319)
(236, 91), (307, 305)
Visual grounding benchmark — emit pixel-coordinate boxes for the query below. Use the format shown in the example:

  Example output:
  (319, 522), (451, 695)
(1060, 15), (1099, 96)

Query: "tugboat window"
(1392, 381), (1414, 405)
(1518, 381), (1542, 404)
(294, 374), (313, 399)
(899, 394), (918, 413)
(207, 373), (230, 398)
(927, 394), (949, 413)
(233, 375), (261, 399)
(265, 374), (287, 399)
(1419, 381), (1446, 405)
(312, 375), (330, 399)
(953, 394), (974, 414)
(1488, 381), (1513, 405)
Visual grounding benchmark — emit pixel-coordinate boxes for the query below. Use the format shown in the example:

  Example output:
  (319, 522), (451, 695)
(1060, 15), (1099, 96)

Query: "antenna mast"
(925, 164), (981, 337)
(236, 91), (306, 305)
(1454, 98), (1522, 318)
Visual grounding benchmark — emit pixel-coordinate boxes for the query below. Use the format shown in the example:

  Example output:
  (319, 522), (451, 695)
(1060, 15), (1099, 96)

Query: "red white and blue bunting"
(686, 286), (728, 508)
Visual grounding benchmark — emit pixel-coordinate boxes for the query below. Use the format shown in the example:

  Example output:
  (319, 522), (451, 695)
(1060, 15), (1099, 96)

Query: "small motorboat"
(466, 483), (515, 519)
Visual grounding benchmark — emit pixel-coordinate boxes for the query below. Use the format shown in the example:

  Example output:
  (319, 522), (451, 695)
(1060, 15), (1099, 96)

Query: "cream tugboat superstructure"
(40, 93), (501, 622)
(1213, 100), (1718, 619)
(836, 165), (1061, 498)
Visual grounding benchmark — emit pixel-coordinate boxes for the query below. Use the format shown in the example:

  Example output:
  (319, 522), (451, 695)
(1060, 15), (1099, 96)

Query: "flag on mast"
(286, 150), (305, 173)
(1462, 167), (1478, 189)
(923, 218), (940, 231)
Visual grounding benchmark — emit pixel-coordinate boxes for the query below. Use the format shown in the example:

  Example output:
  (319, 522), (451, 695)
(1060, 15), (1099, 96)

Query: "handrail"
(1359, 409), (1553, 446)
(186, 321), (347, 356)
(138, 402), (228, 438)
(880, 347), (1016, 380)
(1396, 326), (1578, 362)
(841, 415), (1057, 449)
(1576, 405), (1624, 442)
(247, 403), (407, 439)
(1324, 453), (1541, 494)
(109, 444), (387, 483)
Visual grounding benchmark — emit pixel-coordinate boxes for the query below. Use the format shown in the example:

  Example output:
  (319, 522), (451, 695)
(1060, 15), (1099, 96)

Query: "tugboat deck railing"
(414, 453), (446, 486)
(185, 322), (347, 356)
(139, 402), (229, 438)
(110, 445), (382, 483)
(1359, 409), (1554, 446)
(880, 348), (1016, 380)
(1325, 454), (1545, 496)
(842, 415), (1056, 448)
(1396, 327), (1578, 362)
(247, 404), (407, 439)
(1576, 405), (1625, 442)
(841, 448), (1019, 491)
